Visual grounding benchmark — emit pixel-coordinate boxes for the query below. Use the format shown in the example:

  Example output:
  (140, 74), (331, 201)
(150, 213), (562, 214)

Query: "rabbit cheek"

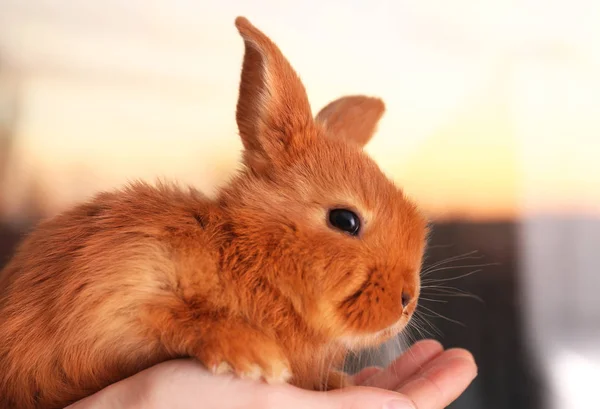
(337, 269), (405, 336)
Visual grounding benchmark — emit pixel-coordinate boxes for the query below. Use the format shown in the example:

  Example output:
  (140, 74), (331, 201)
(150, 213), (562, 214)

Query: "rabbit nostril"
(401, 292), (411, 309)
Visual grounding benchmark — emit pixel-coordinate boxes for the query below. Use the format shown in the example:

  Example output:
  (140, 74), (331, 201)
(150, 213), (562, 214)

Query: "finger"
(351, 366), (383, 385)
(399, 347), (475, 386)
(363, 339), (444, 389)
(397, 351), (477, 409)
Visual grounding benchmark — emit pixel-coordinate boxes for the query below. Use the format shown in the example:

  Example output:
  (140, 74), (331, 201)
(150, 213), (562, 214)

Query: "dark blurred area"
(419, 222), (543, 409)
(0, 223), (21, 268)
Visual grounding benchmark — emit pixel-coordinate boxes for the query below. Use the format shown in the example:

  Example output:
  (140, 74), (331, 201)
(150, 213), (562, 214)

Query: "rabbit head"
(219, 18), (429, 350)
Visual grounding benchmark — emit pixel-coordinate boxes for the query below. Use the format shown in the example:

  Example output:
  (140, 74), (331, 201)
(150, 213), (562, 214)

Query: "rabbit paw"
(196, 330), (292, 384)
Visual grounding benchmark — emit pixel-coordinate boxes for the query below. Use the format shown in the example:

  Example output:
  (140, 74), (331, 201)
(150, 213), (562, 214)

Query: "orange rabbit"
(0, 17), (428, 409)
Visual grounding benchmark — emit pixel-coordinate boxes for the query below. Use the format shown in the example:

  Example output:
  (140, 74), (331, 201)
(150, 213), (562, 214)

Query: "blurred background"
(1, 1), (599, 408)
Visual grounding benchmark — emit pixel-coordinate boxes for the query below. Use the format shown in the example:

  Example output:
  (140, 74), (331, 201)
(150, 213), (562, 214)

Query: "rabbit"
(0, 16), (429, 409)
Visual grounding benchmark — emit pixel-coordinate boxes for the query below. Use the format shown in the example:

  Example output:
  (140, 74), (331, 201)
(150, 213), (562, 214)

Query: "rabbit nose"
(401, 292), (411, 309)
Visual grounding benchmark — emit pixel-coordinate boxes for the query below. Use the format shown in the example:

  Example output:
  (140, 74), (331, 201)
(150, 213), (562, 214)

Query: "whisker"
(407, 318), (427, 340)
(325, 343), (344, 391)
(420, 285), (484, 303)
(422, 256), (483, 275)
(425, 243), (456, 249)
(418, 297), (448, 303)
(422, 268), (485, 283)
(422, 261), (497, 278)
(387, 335), (403, 380)
(411, 314), (442, 338)
(318, 345), (325, 391)
(426, 249), (480, 265)
(422, 292), (484, 303)
(418, 305), (466, 327)
(395, 330), (421, 377)
(404, 324), (418, 344)
(383, 335), (403, 367)
(421, 283), (475, 293)
(421, 250), (482, 274)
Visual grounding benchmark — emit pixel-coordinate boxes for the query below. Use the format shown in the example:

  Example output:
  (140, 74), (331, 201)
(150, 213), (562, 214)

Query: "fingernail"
(383, 399), (416, 409)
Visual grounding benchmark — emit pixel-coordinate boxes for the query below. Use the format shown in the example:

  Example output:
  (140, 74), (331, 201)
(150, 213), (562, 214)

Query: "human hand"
(66, 339), (476, 409)
(352, 339), (477, 409)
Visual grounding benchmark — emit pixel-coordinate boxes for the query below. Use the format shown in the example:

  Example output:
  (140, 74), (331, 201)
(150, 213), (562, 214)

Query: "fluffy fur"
(0, 17), (428, 409)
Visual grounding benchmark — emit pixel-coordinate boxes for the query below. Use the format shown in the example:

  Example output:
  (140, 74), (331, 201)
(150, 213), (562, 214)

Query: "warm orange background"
(1, 0), (599, 222)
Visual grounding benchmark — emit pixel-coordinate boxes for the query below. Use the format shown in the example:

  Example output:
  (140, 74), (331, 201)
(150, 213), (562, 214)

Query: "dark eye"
(328, 209), (361, 236)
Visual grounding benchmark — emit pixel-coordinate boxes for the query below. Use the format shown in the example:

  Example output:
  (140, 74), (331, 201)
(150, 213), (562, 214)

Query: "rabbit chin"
(339, 315), (411, 351)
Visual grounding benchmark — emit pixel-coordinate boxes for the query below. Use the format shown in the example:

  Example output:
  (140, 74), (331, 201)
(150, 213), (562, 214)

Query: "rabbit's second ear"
(315, 96), (385, 148)
(234, 17), (314, 171)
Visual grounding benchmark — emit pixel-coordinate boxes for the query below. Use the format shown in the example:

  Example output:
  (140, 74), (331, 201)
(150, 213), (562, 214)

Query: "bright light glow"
(0, 0), (599, 220)
(549, 348), (600, 409)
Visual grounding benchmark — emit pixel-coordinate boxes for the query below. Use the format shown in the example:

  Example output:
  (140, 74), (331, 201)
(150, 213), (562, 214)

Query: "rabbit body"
(0, 183), (339, 407)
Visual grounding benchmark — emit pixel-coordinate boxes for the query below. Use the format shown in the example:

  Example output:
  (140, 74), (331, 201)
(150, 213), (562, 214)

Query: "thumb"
(252, 384), (417, 409)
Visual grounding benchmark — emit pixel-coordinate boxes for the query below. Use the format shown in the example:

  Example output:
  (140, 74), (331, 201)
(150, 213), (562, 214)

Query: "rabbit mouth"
(340, 316), (410, 350)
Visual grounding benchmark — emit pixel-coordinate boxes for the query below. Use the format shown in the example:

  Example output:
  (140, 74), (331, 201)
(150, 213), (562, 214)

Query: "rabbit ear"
(234, 17), (314, 170)
(315, 96), (385, 148)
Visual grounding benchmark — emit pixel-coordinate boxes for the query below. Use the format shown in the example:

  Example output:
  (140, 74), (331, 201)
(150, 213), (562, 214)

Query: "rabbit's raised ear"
(315, 96), (385, 148)
(234, 17), (314, 170)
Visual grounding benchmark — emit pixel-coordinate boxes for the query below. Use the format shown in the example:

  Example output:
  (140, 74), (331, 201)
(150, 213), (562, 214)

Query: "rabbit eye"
(328, 209), (361, 236)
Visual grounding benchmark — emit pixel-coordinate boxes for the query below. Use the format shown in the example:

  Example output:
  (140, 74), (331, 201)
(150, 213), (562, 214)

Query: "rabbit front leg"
(194, 320), (292, 384)
(145, 302), (292, 384)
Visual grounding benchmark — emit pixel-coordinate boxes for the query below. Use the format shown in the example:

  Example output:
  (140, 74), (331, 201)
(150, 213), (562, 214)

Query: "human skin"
(66, 340), (477, 409)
